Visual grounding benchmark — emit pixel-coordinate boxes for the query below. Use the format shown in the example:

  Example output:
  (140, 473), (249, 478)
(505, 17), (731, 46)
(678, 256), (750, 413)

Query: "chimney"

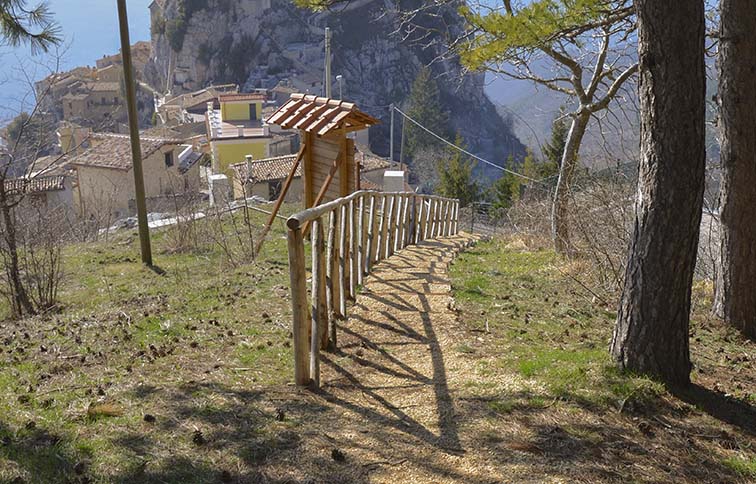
(245, 155), (253, 182)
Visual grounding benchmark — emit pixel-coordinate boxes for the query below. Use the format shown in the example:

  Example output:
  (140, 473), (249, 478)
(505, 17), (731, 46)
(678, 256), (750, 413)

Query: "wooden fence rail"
(286, 190), (461, 387)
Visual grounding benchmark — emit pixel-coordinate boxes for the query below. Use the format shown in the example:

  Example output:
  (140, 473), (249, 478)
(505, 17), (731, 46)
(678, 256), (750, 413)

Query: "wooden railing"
(285, 190), (461, 387)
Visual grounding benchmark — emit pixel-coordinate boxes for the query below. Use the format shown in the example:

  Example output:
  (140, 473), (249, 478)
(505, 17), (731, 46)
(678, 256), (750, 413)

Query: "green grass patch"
(723, 455), (756, 478)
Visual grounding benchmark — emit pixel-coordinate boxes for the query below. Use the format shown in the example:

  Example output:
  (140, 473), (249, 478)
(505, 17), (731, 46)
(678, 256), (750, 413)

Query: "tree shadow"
(671, 383), (756, 436)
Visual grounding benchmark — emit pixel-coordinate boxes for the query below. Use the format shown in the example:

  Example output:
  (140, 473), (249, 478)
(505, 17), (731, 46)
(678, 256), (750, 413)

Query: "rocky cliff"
(145, 0), (525, 178)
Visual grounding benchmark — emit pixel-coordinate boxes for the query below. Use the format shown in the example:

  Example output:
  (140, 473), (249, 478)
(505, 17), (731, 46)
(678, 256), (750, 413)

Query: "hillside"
(1, 220), (753, 482)
(145, 0), (525, 177)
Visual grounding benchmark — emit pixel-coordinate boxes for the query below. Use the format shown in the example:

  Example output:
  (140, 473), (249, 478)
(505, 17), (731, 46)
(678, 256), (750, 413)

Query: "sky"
(0, 0), (153, 119)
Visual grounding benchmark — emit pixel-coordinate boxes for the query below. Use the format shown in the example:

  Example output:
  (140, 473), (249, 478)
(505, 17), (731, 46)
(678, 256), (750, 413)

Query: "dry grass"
(1, 217), (753, 483)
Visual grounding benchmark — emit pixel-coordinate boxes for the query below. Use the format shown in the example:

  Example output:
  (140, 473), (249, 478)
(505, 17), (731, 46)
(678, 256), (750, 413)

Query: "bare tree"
(611, 0), (706, 385)
(454, 0), (638, 255)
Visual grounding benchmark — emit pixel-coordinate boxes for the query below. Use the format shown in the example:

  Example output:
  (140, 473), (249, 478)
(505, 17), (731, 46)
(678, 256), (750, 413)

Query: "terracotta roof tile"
(219, 93), (266, 103)
(4, 175), (67, 195)
(230, 155), (301, 183)
(67, 133), (182, 171)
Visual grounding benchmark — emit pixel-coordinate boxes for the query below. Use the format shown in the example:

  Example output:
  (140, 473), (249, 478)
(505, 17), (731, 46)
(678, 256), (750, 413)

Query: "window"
(269, 180), (282, 200)
(164, 151), (174, 168)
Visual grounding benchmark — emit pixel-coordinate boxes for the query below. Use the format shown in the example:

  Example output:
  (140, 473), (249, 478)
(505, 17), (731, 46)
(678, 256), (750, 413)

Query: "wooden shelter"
(267, 93), (379, 207)
(254, 94), (379, 253)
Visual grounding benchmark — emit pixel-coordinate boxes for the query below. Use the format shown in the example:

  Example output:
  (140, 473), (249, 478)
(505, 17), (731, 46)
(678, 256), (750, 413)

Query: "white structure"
(383, 170), (406, 192)
(209, 174), (231, 207)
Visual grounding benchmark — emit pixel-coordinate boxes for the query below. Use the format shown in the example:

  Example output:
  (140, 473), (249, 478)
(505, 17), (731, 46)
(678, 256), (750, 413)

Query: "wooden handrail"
(285, 190), (461, 387)
(286, 190), (458, 230)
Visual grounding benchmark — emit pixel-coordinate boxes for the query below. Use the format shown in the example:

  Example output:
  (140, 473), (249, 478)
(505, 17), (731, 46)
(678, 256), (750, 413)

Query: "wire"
(392, 106), (549, 184)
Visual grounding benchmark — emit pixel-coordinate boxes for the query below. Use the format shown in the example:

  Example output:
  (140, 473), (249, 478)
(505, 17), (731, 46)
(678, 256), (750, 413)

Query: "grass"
(724, 455), (756, 479)
(449, 236), (756, 483)
(1, 223), (753, 483)
(0, 206), (303, 483)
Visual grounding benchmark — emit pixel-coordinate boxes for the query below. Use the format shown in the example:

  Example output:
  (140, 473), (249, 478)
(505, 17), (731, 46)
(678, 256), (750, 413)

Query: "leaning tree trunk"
(611, 0), (706, 385)
(712, 0), (756, 340)
(551, 110), (590, 256)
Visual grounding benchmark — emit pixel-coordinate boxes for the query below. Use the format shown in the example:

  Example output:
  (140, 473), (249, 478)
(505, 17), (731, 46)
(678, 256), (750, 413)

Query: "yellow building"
(206, 93), (273, 175)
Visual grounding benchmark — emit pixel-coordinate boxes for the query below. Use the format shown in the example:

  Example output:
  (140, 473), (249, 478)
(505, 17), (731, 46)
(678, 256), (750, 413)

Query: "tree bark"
(551, 110), (590, 256)
(713, 0), (756, 340)
(0, 184), (35, 318)
(611, 0), (706, 385)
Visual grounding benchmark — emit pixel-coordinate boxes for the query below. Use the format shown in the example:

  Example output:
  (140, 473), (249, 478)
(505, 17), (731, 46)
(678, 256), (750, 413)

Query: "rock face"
(145, 0), (524, 177)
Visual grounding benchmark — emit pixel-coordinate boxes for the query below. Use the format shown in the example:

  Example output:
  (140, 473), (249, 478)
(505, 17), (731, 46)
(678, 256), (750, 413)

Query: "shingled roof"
(4, 175), (67, 195)
(230, 148), (389, 184)
(230, 155), (301, 183)
(67, 133), (182, 171)
(266, 94), (379, 136)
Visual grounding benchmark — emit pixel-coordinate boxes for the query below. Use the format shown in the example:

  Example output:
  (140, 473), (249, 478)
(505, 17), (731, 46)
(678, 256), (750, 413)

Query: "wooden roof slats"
(316, 110), (353, 136)
(267, 93), (378, 136)
(292, 102), (332, 130)
(308, 105), (346, 133)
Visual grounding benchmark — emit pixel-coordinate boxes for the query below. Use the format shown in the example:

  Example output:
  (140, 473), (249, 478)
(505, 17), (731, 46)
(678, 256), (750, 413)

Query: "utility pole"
(389, 103), (394, 163)
(117, 0), (152, 266)
(324, 28), (332, 98)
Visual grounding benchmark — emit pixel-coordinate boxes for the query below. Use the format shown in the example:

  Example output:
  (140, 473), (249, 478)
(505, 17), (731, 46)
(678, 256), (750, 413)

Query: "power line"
(393, 106), (551, 185)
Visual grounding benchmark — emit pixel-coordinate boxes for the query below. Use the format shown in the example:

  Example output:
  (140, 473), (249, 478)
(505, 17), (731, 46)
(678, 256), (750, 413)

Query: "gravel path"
(305, 233), (527, 483)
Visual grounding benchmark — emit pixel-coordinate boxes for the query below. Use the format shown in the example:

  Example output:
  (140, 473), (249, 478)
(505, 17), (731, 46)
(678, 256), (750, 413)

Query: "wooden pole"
(385, 195), (395, 259)
(365, 194), (376, 274)
(117, 0), (151, 266)
(415, 196), (424, 243)
(338, 203), (348, 316)
(287, 226), (309, 386)
(349, 198), (357, 299)
(254, 145), (305, 256)
(356, 194), (364, 286)
(376, 194), (386, 263)
(325, 210), (336, 348)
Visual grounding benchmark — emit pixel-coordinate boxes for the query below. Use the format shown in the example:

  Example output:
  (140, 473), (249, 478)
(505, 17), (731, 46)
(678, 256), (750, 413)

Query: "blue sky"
(1, 0), (152, 118)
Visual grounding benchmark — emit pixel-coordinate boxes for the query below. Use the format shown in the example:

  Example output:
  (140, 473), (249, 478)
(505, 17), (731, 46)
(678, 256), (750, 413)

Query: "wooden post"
(326, 210), (337, 348)
(421, 198), (429, 241)
(442, 200), (450, 236)
(393, 195), (402, 253)
(447, 201), (453, 236)
(385, 195), (395, 259)
(452, 200), (459, 234)
(350, 198), (358, 297)
(410, 195), (417, 245)
(365, 194), (376, 274)
(399, 194), (408, 249)
(376, 194), (386, 263)
(310, 219), (325, 386)
(415, 196), (423, 243)
(404, 194), (411, 247)
(356, 194), (364, 286)
(338, 203), (348, 317)
(287, 227), (310, 386)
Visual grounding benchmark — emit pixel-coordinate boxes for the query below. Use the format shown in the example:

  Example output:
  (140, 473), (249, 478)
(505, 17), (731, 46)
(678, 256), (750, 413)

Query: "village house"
(206, 93), (276, 175)
(36, 51), (152, 130)
(3, 173), (75, 216)
(228, 148), (391, 201)
(66, 133), (203, 220)
(156, 83), (239, 126)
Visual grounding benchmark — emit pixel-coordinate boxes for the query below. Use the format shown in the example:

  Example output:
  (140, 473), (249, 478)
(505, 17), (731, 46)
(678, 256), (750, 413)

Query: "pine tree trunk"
(611, 0), (706, 385)
(713, 0), (756, 340)
(551, 111), (590, 256)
